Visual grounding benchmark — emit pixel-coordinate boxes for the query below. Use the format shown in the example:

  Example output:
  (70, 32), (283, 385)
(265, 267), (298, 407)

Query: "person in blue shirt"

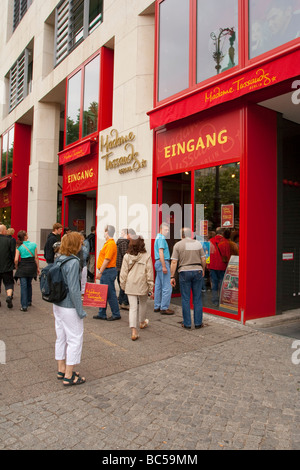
(154, 223), (174, 315)
(14, 231), (40, 312)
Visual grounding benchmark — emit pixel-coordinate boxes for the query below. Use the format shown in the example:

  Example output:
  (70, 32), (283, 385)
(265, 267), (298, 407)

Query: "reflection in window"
(89, 0), (103, 34)
(158, 0), (190, 102)
(83, 55), (100, 138)
(7, 128), (15, 175)
(195, 164), (240, 230)
(66, 71), (82, 146)
(197, 0), (238, 83)
(69, 0), (85, 50)
(1, 128), (15, 178)
(249, 0), (300, 59)
(0, 207), (11, 228)
(195, 163), (240, 314)
(1, 133), (8, 178)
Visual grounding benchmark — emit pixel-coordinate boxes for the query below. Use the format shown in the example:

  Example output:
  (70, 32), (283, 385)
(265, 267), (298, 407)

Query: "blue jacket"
(54, 255), (87, 319)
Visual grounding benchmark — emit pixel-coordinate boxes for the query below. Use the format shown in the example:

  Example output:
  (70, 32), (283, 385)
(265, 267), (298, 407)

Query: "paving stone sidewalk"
(0, 282), (299, 450)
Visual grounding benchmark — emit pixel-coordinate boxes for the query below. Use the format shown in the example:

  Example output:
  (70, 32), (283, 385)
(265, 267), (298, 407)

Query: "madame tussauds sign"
(100, 129), (147, 174)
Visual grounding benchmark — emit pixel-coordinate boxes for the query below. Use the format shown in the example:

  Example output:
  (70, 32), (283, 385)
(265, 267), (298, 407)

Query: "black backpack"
(40, 256), (75, 303)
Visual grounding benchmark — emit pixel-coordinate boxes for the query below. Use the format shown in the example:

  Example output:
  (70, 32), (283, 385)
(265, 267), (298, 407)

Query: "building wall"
(0, 0), (155, 249)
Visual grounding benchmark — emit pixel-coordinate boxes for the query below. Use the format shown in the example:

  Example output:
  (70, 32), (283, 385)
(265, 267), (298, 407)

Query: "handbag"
(216, 242), (229, 264)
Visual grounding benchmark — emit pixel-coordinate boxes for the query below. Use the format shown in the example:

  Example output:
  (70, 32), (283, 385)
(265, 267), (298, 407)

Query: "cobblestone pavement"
(0, 282), (299, 450)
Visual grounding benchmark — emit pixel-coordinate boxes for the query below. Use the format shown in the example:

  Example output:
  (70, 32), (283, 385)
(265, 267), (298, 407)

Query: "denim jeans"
(20, 277), (33, 309)
(117, 272), (129, 305)
(154, 260), (172, 311)
(210, 269), (225, 304)
(97, 267), (121, 319)
(179, 270), (203, 328)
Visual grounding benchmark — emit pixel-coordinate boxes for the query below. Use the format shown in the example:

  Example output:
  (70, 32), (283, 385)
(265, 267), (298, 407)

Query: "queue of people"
(0, 220), (238, 388)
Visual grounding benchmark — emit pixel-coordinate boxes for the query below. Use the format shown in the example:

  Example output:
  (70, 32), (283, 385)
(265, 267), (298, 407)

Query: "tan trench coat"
(120, 252), (154, 296)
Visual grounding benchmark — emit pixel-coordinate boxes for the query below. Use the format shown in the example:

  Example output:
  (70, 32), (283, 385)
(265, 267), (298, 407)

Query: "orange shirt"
(97, 238), (117, 269)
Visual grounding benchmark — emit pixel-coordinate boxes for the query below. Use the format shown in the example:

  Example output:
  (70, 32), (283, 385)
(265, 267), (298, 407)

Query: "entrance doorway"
(277, 118), (300, 312)
(158, 172), (191, 294)
(157, 165), (240, 308)
(64, 190), (96, 235)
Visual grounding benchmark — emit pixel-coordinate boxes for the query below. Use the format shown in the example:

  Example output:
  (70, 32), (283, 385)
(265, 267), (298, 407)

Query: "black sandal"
(63, 372), (86, 386)
(57, 371), (80, 380)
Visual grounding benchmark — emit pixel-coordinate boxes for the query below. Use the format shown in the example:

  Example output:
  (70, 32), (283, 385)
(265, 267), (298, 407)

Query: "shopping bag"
(83, 282), (108, 307)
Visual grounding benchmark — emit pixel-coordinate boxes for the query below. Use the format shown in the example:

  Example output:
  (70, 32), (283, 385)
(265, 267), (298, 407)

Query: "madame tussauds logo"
(100, 129), (147, 175)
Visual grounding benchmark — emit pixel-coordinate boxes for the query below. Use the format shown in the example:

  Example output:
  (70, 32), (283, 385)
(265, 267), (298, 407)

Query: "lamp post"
(210, 27), (235, 74)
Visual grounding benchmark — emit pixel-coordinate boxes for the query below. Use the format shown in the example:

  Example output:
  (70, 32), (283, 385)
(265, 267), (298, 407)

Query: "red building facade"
(149, 0), (300, 322)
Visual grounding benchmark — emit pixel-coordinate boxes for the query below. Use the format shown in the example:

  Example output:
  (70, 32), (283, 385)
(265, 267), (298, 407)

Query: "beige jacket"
(120, 252), (154, 296)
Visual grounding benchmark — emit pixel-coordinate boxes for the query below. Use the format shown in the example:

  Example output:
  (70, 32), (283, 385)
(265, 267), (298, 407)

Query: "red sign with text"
(63, 154), (98, 194)
(83, 283), (108, 307)
(59, 141), (91, 166)
(150, 49), (300, 129)
(156, 109), (241, 176)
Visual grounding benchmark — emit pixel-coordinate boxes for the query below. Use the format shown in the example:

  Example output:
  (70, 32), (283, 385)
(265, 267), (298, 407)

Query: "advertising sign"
(156, 109), (241, 176)
(59, 141), (91, 166)
(221, 204), (234, 228)
(63, 154), (98, 194)
(219, 256), (239, 312)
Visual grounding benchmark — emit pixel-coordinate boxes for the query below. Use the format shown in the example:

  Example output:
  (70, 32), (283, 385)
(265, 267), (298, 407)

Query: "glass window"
(7, 128), (15, 175)
(8, 48), (32, 112)
(69, 0), (85, 51)
(158, 0), (190, 102)
(83, 55), (100, 137)
(89, 0), (103, 33)
(1, 133), (8, 178)
(55, 0), (103, 66)
(197, 0), (238, 83)
(195, 163), (240, 313)
(249, 0), (300, 59)
(0, 207), (11, 228)
(66, 70), (82, 146)
(13, 0), (32, 31)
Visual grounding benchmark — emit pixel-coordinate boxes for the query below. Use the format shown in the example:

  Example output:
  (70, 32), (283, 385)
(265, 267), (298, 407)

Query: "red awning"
(0, 177), (12, 191)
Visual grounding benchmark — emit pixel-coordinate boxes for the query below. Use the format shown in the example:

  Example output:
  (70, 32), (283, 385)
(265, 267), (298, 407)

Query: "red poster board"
(221, 204), (234, 228)
(83, 283), (108, 307)
(220, 256), (239, 312)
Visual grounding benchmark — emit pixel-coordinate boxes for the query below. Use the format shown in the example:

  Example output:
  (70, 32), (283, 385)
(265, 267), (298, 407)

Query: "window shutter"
(55, 0), (70, 65)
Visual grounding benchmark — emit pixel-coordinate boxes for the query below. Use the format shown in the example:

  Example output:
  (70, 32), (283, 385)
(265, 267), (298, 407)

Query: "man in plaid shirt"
(116, 229), (130, 309)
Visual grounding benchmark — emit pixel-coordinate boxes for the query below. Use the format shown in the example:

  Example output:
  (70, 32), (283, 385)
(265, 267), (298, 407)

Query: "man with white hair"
(0, 224), (15, 308)
(170, 227), (206, 329)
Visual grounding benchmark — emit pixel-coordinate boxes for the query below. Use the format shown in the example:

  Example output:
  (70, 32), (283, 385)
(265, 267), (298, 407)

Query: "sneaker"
(120, 304), (129, 310)
(6, 296), (13, 309)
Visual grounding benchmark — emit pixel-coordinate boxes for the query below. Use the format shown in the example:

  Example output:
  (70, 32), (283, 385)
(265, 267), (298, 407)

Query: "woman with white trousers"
(120, 236), (154, 341)
(53, 231), (87, 386)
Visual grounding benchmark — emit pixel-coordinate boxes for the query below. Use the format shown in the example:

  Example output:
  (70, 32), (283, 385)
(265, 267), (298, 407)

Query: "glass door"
(194, 162), (240, 313)
(158, 172), (192, 294)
